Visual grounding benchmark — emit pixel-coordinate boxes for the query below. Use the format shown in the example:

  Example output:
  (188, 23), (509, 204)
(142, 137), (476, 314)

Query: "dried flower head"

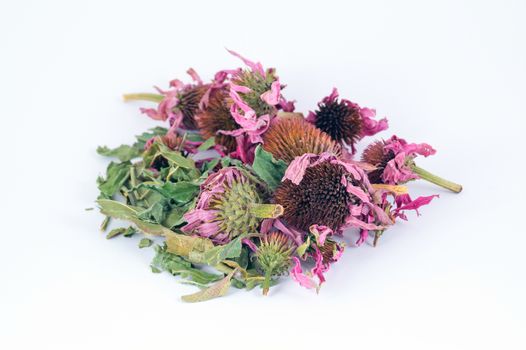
(273, 153), (391, 234)
(362, 135), (461, 193)
(124, 68), (207, 132)
(195, 86), (238, 154)
(307, 88), (388, 153)
(182, 167), (283, 244)
(214, 50), (294, 163)
(255, 232), (294, 295)
(262, 114), (342, 163)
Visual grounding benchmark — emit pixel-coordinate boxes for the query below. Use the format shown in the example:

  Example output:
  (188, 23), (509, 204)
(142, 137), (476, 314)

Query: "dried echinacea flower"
(195, 85), (239, 154)
(181, 167), (283, 244)
(262, 114), (342, 163)
(123, 68), (207, 130)
(361, 135), (462, 193)
(273, 153), (391, 234)
(254, 232), (294, 295)
(216, 50), (293, 163)
(307, 88), (388, 153)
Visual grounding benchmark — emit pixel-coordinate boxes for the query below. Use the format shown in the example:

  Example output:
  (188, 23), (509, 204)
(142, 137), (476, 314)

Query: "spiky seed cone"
(232, 70), (276, 116)
(262, 115), (342, 163)
(212, 180), (262, 238)
(195, 88), (238, 153)
(255, 232), (294, 295)
(177, 85), (209, 129)
(274, 162), (354, 231)
(361, 141), (395, 184)
(314, 99), (362, 146)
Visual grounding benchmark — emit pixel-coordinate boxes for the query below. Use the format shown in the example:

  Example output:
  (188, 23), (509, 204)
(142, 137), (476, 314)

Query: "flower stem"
(410, 164), (463, 193)
(262, 270), (272, 296)
(250, 203), (284, 219)
(122, 93), (164, 103)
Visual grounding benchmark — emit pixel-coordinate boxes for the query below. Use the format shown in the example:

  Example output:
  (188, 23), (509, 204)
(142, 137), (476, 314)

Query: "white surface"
(1, 0), (525, 349)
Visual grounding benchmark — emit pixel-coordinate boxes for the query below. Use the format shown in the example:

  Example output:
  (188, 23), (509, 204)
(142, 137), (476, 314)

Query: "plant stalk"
(122, 93), (164, 103)
(411, 165), (463, 193)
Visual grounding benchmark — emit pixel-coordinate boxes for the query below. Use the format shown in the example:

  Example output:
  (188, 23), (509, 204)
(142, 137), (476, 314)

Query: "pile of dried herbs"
(95, 50), (461, 302)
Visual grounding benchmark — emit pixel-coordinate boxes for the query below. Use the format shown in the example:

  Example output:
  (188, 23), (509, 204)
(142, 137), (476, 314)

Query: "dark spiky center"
(361, 141), (395, 184)
(262, 115), (342, 163)
(314, 101), (362, 145)
(273, 162), (355, 231)
(176, 85), (208, 129)
(196, 89), (238, 153)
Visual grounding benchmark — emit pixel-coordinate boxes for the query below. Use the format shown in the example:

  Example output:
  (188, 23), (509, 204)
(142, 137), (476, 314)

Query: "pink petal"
(282, 153), (318, 185)
(186, 68), (202, 84)
(260, 80), (281, 106)
(226, 48), (266, 77)
(291, 257), (318, 290)
(309, 224), (333, 245)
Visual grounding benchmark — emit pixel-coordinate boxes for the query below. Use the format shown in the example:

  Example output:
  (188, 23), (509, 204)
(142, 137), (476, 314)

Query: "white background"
(1, 0), (525, 349)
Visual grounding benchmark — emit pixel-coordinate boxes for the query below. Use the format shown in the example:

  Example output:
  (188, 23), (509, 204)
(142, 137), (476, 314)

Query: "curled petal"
(226, 48), (266, 77)
(186, 68), (202, 84)
(291, 257), (318, 290)
(395, 194), (439, 217)
(260, 80), (281, 106)
(282, 153), (318, 185)
(309, 224), (333, 245)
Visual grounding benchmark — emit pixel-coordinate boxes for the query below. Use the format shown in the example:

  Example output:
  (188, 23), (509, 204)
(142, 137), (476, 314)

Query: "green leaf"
(139, 238), (153, 248)
(197, 137), (215, 151)
(106, 227), (126, 239)
(151, 245), (223, 285)
(98, 162), (131, 198)
(142, 181), (200, 203)
(156, 142), (195, 169)
(137, 200), (169, 224)
(123, 226), (137, 237)
(181, 268), (236, 303)
(134, 127), (168, 149)
(251, 145), (288, 190)
(97, 199), (174, 236)
(165, 231), (215, 264)
(97, 145), (141, 162)
(202, 235), (244, 266)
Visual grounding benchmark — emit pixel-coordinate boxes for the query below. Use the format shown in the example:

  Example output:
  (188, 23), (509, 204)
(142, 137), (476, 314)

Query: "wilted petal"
(291, 257), (318, 289)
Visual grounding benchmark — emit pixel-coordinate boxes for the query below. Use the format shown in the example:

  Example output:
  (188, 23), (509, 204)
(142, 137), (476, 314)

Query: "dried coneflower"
(273, 153), (391, 234)
(307, 88), (388, 153)
(123, 68), (207, 130)
(254, 232), (294, 295)
(262, 114), (342, 163)
(195, 86), (239, 154)
(182, 167), (284, 244)
(361, 135), (462, 193)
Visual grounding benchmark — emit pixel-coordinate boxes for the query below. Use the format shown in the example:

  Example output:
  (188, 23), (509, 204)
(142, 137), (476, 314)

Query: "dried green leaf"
(202, 235), (244, 266)
(251, 145), (288, 190)
(97, 199), (174, 236)
(165, 231), (215, 264)
(181, 268), (237, 303)
(106, 227), (126, 239)
(98, 161), (131, 198)
(197, 137), (215, 151)
(139, 238), (153, 248)
(97, 145), (141, 162)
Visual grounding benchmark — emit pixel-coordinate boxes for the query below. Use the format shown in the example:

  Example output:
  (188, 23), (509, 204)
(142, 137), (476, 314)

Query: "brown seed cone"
(273, 162), (354, 231)
(361, 141), (395, 184)
(314, 100), (363, 148)
(195, 87), (238, 154)
(177, 85), (209, 129)
(262, 115), (342, 163)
